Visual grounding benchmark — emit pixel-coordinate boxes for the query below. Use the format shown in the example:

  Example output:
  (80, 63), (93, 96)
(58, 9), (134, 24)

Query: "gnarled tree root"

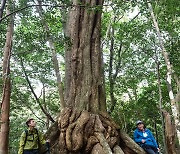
(50, 108), (146, 154)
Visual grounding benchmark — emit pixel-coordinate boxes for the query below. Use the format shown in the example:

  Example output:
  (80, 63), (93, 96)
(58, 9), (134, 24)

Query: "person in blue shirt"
(134, 120), (159, 154)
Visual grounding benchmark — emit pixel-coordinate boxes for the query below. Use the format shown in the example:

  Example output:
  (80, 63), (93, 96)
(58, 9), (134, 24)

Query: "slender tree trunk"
(108, 26), (117, 113)
(35, 0), (65, 108)
(174, 74), (180, 90)
(42, 84), (50, 129)
(156, 60), (168, 154)
(0, 4), (13, 154)
(108, 21), (123, 113)
(0, 0), (6, 19)
(148, 2), (180, 143)
(174, 74), (180, 108)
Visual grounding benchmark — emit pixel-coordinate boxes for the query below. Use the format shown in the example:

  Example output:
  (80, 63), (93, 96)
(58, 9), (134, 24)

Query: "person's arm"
(134, 130), (143, 143)
(39, 132), (46, 145)
(18, 132), (26, 154)
(148, 129), (158, 148)
(39, 132), (50, 153)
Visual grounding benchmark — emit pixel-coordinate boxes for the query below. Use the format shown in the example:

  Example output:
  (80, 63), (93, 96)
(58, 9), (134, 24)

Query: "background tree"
(148, 2), (180, 143)
(0, 2), (14, 153)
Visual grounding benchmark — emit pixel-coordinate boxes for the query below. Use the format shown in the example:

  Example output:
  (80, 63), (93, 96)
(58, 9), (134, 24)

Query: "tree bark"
(57, 108), (146, 154)
(108, 25), (117, 113)
(148, 2), (180, 143)
(0, 0), (6, 19)
(162, 110), (177, 154)
(0, 4), (13, 154)
(174, 74), (180, 108)
(51, 0), (147, 153)
(119, 131), (146, 154)
(156, 60), (168, 153)
(174, 74), (180, 90)
(64, 0), (106, 112)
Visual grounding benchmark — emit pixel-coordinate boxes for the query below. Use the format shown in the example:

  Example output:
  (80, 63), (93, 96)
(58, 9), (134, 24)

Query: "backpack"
(23, 128), (50, 154)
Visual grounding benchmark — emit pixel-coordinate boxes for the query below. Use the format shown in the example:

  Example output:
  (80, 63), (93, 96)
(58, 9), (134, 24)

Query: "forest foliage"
(0, 0), (179, 153)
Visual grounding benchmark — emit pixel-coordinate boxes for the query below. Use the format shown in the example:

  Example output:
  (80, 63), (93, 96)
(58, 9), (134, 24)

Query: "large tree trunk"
(48, 0), (146, 153)
(64, 0), (106, 112)
(0, 4), (13, 154)
(148, 2), (180, 143)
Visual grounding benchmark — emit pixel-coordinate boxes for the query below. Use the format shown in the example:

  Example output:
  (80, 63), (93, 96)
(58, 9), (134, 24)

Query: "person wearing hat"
(134, 120), (159, 154)
(18, 118), (50, 154)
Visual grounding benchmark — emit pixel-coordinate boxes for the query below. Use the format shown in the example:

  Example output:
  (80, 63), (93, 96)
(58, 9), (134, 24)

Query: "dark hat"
(136, 120), (143, 125)
(26, 118), (34, 126)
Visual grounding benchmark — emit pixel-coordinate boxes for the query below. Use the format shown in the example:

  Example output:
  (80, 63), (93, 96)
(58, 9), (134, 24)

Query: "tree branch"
(113, 43), (123, 81)
(20, 57), (55, 123)
(14, 85), (46, 124)
(0, 4), (110, 23)
(129, 11), (141, 23)
(0, 0), (6, 19)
